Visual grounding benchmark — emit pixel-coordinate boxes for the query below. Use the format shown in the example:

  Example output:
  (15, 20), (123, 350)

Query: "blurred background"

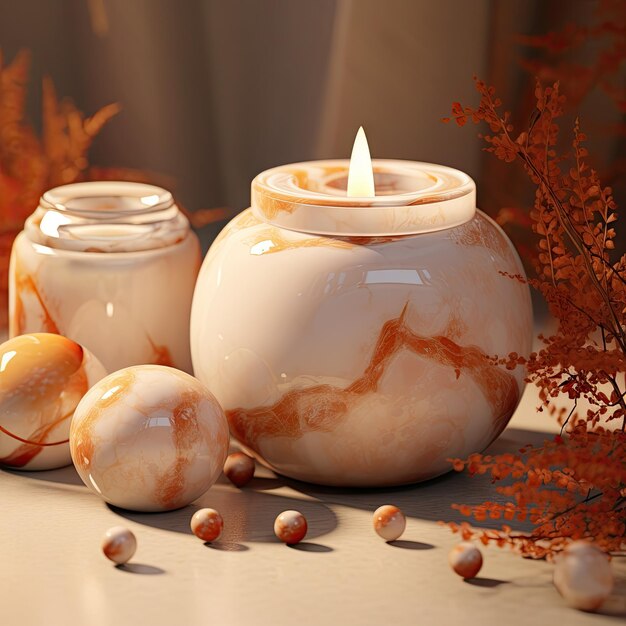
(0, 0), (624, 252)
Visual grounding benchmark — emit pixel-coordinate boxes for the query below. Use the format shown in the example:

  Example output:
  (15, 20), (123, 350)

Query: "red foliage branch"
(0, 49), (235, 329)
(518, 0), (626, 116)
(442, 77), (626, 558)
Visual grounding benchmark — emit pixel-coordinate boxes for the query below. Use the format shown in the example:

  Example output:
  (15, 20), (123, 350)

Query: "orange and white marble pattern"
(190, 508), (224, 542)
(373, 505), (406, 542)
(191, 207), (532, 487)
(191, 158), (532, 486)
(70, 365), (230, 512)
(9, 182), (201, 373)
(274, 510), (308, 544)
(101, 526), (137, 565)
(449, 542), (483, 579)
(223, 451), (256, 487)
(9, 231), (200, 373)
(251, 160), (477, 236)
(0, 333), (106, 470)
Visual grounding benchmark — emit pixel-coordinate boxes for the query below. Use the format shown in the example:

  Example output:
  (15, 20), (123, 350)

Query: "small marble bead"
(553, 541), (613, 611)
(102, 526), (137, 565)
(224, 452), (255, 487)
(190, 508), (224, 542)
(274, 510), (307, 544)
(373, 504), (406, 541)
(448, 542), (483, 579)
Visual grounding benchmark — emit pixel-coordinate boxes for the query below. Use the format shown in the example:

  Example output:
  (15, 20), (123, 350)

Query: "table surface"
(2, 374), (625, 626)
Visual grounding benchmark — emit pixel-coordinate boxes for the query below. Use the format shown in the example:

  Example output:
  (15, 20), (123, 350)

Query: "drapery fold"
(0, 0), (622, 247)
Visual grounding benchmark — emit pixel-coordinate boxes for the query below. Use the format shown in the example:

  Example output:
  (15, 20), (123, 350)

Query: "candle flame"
(347, 126), (375, 197)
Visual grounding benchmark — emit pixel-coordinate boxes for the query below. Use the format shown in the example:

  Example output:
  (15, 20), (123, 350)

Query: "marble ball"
(553, 541), (614, 611)
(449, 542), (483, 579)
(70, 365), (229, 512)
(190, 508), (224, 542)
(0, 333), (106, 470)
(223, 451), (255, 487)
(373, 504), (406, 542)
(274, 510), (308, 544)
(102, 526), (137, 565)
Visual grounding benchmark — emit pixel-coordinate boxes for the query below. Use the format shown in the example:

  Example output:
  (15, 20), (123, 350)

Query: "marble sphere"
(0, 333), (106, 470)
(70, 365), (229, 512)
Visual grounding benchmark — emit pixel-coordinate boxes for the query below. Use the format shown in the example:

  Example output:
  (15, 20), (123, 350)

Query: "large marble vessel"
(191, 159), (533, 486)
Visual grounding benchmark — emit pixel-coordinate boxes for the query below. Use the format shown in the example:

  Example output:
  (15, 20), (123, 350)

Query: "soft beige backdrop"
(0, 0), (622, 246)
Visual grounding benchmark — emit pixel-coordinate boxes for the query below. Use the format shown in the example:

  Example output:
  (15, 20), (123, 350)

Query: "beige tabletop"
(1, 379), (625, 626)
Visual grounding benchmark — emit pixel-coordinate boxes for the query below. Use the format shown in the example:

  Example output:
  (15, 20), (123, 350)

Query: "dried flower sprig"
(0, 50), (120, 228)
(0, 49), (122, 329)
(0, 49), (236, 330)
(518, 0), (626, 117)
(442, 77), (626, 558)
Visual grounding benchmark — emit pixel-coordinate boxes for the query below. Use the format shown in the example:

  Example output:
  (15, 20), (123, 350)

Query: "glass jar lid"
(26, 182), (190, 253)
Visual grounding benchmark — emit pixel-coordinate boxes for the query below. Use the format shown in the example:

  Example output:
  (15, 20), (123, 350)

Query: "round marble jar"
(190, 160), (533, 486)
(9, 182), (200, 373)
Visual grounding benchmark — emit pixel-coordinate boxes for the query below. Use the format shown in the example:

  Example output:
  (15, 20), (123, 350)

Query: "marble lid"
(251, 159), (476, 236)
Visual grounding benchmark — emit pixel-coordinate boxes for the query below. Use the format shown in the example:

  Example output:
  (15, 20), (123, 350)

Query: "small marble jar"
(190, 160), (533, 486)
(9, 182), (200, 373)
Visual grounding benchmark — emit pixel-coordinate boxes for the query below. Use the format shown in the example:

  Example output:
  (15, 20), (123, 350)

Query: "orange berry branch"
(442, 76), (626, 558)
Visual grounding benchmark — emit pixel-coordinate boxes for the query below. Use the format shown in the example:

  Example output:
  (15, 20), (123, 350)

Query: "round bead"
(224, 451), (255, 487)
(70, 365), (230, 512)
(190, 508), (224, 542)
(373, 505), (406, 541)
(0, 333), (106, 470)
(449, 542), (483, 579)
(102, 526), (137, 565)
(553, 541), (613, 611)
(274, 510), (307, 544)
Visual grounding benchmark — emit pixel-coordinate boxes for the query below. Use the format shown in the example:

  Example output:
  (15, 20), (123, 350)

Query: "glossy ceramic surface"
(0, 333), (106, 470)
(70, 365), (230, 512)
(190, 161), (533, 486)
(9, 182), (201, 373)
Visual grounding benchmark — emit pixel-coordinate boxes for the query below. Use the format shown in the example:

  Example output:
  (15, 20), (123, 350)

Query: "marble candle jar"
(190, 160), (533, 486)
(9, 182), (200, 373)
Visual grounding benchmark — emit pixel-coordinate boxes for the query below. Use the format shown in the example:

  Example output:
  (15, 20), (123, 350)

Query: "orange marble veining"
(338, 234), (411, 246)
(102, 541), (123, 561)
(0, 409), (72, 467)
(453, 216), (513, 261)
(254, 166), (359, 220)
(442, 309), (469, 341)
(253, 163), (470, 220)
(70, 365), (229, 511)
(226, 304), (519, 449)
(154, 389), (203, 509)
(71, 369), (135, 472)
(225, 210), (262, 235)
(147, 336), (174, 367)
(11, 265), (60, 337)
(0, 333), (89, 467)
(245, 227), (354, 256)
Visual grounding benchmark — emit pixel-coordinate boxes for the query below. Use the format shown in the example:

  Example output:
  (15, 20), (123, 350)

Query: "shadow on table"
(388, 540), (434, 550)
(1, 425), (552, 547)
(598, 577), (626, 618)
(1, 463), (85, 486)
(116, 563), (165, 575)
(109, 484), (338, 547)
(245, 427), (554, 534)
(465, 577), (508, 588)
(288, 541), (333, 553)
